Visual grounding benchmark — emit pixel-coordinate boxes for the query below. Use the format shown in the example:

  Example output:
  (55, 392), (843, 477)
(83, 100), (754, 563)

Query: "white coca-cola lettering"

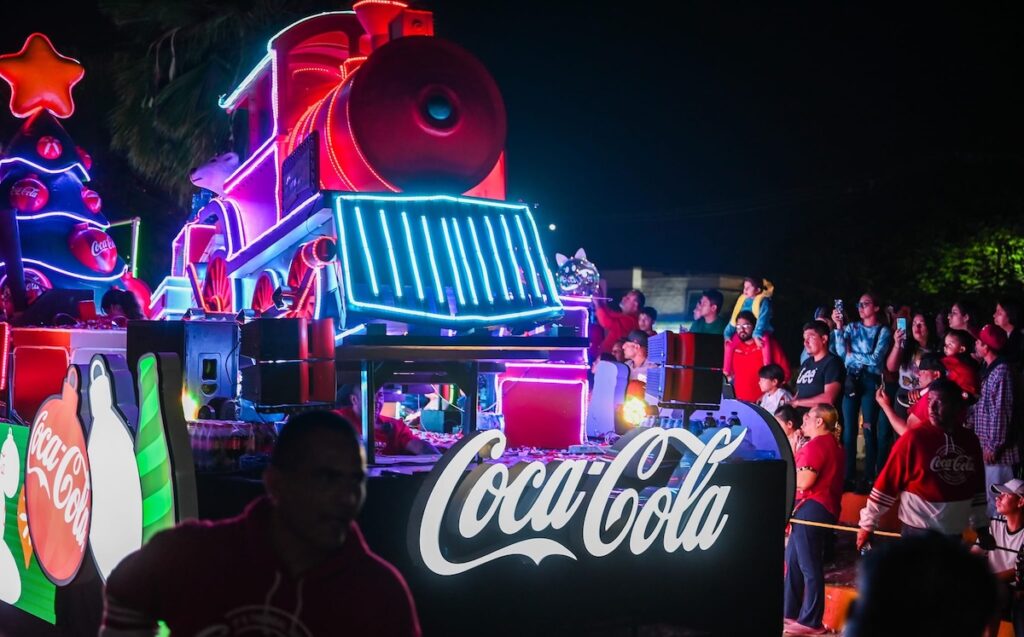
(414, 427), (745, 576)
(27, 411), (91, 548)
(12, 184), (39, 197)
(91, 237), (115, 256)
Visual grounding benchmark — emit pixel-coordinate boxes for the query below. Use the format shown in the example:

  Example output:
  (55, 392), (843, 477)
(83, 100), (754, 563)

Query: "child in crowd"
(724, 276), (775, 367)
(757, 363), (793, 414)
(774, 404), (807, 455)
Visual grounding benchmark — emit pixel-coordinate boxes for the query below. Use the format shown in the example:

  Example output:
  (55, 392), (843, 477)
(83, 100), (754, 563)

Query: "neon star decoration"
(0, 33), (85, 119)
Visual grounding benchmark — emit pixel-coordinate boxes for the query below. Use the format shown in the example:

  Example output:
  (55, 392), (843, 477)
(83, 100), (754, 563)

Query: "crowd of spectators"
(593, 282), (1024, 636)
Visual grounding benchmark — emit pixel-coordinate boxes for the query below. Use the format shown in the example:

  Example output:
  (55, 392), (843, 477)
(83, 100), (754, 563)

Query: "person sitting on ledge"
(335, 383), (439, 456)
(101, 410), (422, 637)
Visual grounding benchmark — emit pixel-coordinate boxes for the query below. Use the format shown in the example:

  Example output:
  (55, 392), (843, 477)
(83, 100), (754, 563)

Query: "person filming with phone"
(833, 293), (893, 492)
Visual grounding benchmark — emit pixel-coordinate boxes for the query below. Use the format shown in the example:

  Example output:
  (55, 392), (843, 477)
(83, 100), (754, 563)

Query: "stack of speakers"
(645, 331), (723, 406)
(240, 318), (335, 410)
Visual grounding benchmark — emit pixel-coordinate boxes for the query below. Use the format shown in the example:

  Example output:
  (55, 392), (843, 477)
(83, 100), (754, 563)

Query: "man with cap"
(623, 329), (652, 382)
(967, 324), (1020, 515)
(978, 478), (1024, 635)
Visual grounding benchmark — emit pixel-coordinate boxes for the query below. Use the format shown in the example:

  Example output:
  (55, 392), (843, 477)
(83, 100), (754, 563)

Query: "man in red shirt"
(336, 384), (438, 455)
(784, 403), (845, 635)
(725, 311), (789, 402)
(101, 410), (422, 636)
(595, 282), (644, 354)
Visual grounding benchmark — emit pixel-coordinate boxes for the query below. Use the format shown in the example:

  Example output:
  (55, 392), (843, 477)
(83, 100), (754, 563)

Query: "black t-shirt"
(794, 353), (845, 405)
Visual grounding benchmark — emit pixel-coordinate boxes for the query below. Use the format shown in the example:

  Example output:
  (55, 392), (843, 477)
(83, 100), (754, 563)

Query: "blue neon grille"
(333, 194), (563, 326)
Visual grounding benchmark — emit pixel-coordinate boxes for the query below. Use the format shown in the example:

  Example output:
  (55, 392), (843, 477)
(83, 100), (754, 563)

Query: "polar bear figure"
(189, 151), (239, 196)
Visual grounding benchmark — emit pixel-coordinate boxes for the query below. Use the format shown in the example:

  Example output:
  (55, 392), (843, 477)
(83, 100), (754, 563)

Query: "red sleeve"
(909, 397), (929, 425)
(795, 438), (825, 472)
(594, 303), (619, 329)
(102, 527), (184, 633)
(871, 431), (911, 501)
(370, 562), (423, 637)
(378, 415), (417, 454)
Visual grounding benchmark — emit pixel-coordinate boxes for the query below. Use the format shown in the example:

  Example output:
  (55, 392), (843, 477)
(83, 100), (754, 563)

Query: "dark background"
(1, 1), (1022, 350)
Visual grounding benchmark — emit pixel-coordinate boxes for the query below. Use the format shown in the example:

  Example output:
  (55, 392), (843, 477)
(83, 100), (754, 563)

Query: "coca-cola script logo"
(25, 367), (91, 585)
(930, 440), (975, 486)
(91, 237), (116, 256)
(409, 426), (745, 576)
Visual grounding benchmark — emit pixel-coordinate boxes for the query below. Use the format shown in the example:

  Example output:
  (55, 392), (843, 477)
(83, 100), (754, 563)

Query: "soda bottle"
(718, 416), (728, 429)
(703, 412), (716, 430)
(727, 411), (741, 428)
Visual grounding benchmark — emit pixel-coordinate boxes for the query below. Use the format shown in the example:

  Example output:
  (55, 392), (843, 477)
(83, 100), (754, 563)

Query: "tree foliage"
(98, 0), (331, 203)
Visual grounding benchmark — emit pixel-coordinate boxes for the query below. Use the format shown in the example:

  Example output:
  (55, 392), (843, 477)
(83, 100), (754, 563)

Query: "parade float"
(1, 4), (793, 635)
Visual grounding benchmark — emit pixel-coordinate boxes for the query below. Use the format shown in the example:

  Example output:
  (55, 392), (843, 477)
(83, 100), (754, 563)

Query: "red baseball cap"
(979, 324), (1008, 352)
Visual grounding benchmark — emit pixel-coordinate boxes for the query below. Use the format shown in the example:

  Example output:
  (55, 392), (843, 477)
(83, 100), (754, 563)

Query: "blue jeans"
(874, 381), (898, 468)
(785, 500), (835, 629)
(842, 372), (881, 484)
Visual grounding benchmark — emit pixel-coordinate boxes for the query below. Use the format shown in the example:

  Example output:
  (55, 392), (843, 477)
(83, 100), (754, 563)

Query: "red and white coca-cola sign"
(68, 224), (118, 273)
(25, 367), (91, 585)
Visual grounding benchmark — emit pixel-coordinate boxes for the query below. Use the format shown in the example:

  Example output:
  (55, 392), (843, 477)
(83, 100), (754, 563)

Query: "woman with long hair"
(949, 300), (981, 339)
(886, 311), (939, 418)
(833, 292), (893, 491)
(994, 298), (1023, 369)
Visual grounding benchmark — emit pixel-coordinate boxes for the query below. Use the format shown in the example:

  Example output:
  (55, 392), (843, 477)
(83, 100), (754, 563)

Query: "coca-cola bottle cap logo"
(24, 367), (91, 585)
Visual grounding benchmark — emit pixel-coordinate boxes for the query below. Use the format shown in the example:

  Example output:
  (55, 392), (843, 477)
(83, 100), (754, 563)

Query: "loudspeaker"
(241, 362), (309, 408)
(648, 332), (723, 369)
(241, 318), (307, 361)
(127, 319), (240, 410)
(646, 365), (722, 405)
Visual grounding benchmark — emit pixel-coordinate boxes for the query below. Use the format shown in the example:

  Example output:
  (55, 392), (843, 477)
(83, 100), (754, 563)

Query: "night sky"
(1, 2), (1022, 322)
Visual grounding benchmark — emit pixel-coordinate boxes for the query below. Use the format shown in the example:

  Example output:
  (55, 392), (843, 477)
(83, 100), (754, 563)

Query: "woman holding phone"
(886, 311), (938, 419)
(833, 293), (893, 492)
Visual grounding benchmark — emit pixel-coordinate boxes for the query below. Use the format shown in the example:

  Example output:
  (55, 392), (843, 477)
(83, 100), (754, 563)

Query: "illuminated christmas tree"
(0, 33), (128, 314)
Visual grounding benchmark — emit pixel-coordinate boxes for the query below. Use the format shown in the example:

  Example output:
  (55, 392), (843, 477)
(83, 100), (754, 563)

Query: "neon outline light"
(334, 322), (367, 344)
(225, 192), (318, 265)
(332, 196), (564, 324)
(16, 210), (107, 228)
(149, 276), (190, 310)
(466, 218), (494, 304)
(354, 207), (379, 296)
(496, 376), (588, 440)
(514, 215), (542, 298)
(450, 219), (478, 305)
(440, 218), (466, 306)
(1, 259), (127, 283)
(0, 156), (89, 181)
(218, 53), (271, 110)
(483, 216), (510, 301)
(421, 215), (445, 305)
(223, 137), (275, 193)
(499, 215), (526, 300)
(401, 212), (425, 301)
(524, 209), (562, 306)
(379, 209), (402, 298)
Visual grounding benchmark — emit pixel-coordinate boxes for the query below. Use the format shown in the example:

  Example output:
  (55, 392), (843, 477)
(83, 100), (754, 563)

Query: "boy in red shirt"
(101, 410), (422, 636)
(595, 283), (643, 354)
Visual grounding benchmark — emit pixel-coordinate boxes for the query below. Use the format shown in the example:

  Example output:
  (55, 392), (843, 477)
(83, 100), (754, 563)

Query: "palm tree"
(99, 0), (332, 203)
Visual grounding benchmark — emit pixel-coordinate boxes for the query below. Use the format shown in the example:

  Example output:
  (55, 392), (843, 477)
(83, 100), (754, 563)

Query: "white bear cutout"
(0, 429), (22, 603)
(189, 151), (239, 196)
(86, 358), (143, 581)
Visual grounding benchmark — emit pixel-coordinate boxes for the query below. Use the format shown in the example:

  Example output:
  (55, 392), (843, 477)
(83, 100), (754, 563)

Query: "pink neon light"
(185, 262), (207, 312)
(0, 322), (9, 391)
(496, 376), (588, 439)
(184, 223), (217, 266)
(226, 192), (320, 267)
(504, 363), (589, 370)
(223, 138), (276, 193)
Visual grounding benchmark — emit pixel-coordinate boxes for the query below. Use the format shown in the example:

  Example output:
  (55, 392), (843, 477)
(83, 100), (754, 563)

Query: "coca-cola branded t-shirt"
(794, 433), (845, 517)
(794, 353), (845, 408)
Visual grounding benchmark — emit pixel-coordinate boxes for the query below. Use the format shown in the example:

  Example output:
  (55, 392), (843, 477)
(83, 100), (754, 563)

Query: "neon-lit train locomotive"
(150, 2), (564, 334)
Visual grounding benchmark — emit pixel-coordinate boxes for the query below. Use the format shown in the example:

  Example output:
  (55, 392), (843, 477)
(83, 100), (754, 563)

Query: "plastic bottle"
(703, 412), (716, 430)
(718, 416), (728, 429)
(727, 411), (741, 428)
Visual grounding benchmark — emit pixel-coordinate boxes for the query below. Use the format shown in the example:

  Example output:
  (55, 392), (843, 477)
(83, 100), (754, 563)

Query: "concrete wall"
(602, 268), (745, 331)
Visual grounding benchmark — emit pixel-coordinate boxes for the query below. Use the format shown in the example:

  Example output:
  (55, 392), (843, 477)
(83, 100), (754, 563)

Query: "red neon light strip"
(344, 79), (400, 192)
(324, 85), (357, 190)
(0, 322), (10, 391)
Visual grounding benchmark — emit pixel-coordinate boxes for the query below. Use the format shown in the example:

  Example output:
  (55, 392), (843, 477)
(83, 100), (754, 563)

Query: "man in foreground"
(101, 410), (422, 637)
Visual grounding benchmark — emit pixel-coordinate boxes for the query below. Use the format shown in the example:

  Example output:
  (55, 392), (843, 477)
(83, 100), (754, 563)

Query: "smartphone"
(897, 317), (907, 332)
(834, 299), (844, 314)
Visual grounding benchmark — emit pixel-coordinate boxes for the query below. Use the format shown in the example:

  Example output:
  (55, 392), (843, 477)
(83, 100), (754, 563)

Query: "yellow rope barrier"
(789, 518), (900, 537)
(789, 518), (1019, 553)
